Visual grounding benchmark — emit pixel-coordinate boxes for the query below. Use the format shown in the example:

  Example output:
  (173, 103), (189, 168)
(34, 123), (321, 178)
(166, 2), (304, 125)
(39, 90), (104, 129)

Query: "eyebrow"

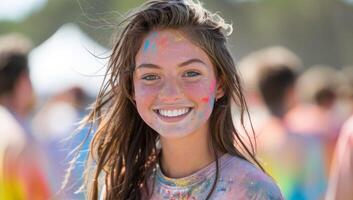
(136, 58), (207, 69)
(179, 58), (207, 67)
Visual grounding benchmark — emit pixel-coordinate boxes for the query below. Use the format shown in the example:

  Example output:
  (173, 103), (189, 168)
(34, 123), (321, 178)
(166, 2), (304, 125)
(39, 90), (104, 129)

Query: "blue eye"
(142, 74), (160, 81)
(183, 71), (201, 77)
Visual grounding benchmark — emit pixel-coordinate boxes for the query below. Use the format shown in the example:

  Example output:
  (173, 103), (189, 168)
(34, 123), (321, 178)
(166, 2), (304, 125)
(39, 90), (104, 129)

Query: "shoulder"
(220, 155), (284, 200)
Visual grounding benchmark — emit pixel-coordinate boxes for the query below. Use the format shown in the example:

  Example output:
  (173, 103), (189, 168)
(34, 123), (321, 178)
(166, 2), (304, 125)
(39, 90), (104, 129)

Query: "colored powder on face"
(143, 39), (150, 52)
(199, 80), (216, 105)
(210, 79), (216, 93)
(209, 95), (215, 106)
(143, 32), (158, 53)
(151, 43), (157, 52)
(208, 80), (217, 106)
(157, 35), (169, 50)
(174, 32), (184, 41)
(151, 31), (158, 38)
(201, 97), (209, 103)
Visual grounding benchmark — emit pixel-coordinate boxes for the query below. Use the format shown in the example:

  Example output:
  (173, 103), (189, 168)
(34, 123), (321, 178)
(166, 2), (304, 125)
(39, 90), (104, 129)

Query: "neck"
(159, 123), (216, 178)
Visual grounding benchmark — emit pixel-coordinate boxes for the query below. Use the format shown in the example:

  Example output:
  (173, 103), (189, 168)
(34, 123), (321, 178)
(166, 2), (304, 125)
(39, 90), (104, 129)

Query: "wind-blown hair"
(82, 0), (263, 199)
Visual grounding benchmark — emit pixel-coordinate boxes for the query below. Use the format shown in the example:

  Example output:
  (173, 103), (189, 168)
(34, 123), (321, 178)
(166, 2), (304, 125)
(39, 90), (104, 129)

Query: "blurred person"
(33, 86), (87, 141)
(285, 65), (344, 175)
(0, 33), (51, 199)
(237, 46), (303, 133)
(325, 114), (353, 200)
(240, 46), (326, 200)
(325, 66), (353, 200)
(32, 86), (90, 199)
(335, 66), (353, 120)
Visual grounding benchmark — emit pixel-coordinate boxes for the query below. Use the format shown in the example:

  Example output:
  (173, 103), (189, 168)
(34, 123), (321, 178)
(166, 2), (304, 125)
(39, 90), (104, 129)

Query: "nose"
(158, 79), (183, 102)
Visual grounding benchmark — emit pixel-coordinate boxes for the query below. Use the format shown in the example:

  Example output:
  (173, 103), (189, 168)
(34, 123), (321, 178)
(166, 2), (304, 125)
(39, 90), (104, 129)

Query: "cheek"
(183, 79), (216, 105)
(134, 82), (160, 114)
(183, 79), (216, 121)
(183, 84), (207, 104)
(134, 84), (160, 127)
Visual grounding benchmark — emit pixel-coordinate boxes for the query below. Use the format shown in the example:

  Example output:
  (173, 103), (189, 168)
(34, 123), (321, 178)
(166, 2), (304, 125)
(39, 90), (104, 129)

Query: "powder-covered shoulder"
(220, 155), (284, 200)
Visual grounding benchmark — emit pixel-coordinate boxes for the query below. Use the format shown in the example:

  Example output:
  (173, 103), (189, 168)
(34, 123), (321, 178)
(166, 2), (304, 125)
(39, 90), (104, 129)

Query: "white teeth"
(158, 108), (190, 117)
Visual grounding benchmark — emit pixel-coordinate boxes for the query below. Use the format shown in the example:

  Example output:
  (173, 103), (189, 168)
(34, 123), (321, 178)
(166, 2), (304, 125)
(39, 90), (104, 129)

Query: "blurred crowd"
(0, 33), (352, 200)
(0, 34), (91, 199)
(237, 47), (353, 200)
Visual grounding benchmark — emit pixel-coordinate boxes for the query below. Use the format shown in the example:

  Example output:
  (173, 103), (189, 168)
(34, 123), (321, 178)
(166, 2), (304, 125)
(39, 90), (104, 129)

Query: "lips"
(158, 107), (190, 117)
(153, 107), (193, 122)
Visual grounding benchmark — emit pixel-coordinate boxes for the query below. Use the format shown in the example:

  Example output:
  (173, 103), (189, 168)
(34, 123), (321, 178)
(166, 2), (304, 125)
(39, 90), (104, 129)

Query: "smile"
(153, 107), (193, 123)
(157, 107), (191, 117)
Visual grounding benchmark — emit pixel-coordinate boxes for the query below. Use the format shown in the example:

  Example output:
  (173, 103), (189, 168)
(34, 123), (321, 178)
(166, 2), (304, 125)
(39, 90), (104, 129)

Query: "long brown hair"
(81, 0), (263, 199)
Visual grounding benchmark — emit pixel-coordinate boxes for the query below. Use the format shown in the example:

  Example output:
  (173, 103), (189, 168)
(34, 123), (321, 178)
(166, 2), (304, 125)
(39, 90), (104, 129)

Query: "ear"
(215, 79), (225, 101)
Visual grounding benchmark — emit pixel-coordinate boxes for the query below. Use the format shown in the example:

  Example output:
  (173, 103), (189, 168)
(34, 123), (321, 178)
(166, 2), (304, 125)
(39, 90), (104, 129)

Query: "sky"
(0, 0), (47, 21)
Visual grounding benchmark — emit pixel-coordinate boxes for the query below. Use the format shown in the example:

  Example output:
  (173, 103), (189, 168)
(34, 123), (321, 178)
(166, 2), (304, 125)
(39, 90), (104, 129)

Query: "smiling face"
(133, 29), (224, 139)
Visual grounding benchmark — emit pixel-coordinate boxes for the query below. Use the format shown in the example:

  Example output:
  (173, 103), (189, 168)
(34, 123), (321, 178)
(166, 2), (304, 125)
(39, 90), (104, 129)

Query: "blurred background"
(1, 0), (353, 66)
(0, 0), (352, 199)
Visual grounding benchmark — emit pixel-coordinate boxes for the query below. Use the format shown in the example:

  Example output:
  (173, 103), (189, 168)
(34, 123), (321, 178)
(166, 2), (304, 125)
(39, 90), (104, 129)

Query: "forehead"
(135, 29), (213, 67)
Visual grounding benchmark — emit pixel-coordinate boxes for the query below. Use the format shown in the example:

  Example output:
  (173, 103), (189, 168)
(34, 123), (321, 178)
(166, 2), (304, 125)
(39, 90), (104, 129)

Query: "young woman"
(82, 0), (284, 199)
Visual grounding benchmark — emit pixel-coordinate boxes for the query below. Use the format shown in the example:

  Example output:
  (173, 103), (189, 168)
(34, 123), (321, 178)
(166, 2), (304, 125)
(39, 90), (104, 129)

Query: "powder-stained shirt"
(145, 154), (284, 200)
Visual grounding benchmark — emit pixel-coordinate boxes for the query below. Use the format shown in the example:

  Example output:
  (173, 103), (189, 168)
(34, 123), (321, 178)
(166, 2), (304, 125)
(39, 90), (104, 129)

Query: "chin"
(157, 129), (194, 140)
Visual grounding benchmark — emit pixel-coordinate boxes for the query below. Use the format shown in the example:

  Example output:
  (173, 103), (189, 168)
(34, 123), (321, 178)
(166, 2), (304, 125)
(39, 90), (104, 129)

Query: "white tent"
(29, 23), (110, 97)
